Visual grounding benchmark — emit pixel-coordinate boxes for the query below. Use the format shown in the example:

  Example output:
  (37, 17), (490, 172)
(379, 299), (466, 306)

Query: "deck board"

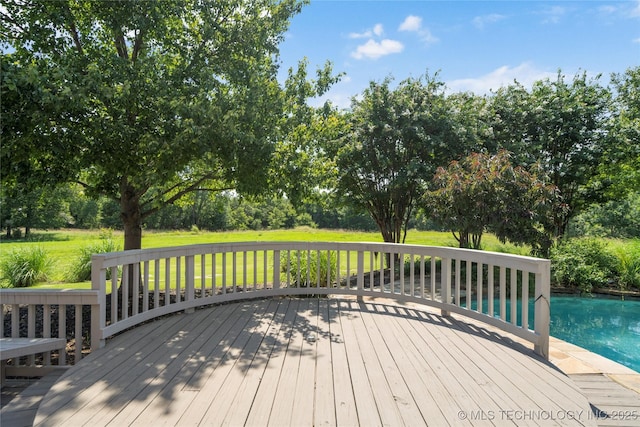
(35, 297), (599, 426)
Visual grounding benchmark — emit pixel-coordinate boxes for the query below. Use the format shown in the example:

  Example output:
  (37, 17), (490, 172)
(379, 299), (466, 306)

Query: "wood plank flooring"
(34, 297), (600, 426)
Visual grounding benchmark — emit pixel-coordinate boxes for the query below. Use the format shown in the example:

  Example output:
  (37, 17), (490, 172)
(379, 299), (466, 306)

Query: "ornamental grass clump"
(66, 231), (121, 282)
(281, 250), (337, 288)
(0, 246), (53, 287)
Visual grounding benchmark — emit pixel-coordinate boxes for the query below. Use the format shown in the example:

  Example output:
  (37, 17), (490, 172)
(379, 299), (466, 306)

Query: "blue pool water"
(469, 295), (640, 373)
(549, 295), (640, 373)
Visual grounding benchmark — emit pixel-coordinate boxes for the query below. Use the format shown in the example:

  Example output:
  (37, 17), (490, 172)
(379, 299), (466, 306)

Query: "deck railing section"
(0, 290), (100, 369)
(91, 242), (551, 358)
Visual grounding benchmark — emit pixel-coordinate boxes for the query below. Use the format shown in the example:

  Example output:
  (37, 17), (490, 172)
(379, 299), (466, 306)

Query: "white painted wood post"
(534, 260), (551, 359)
(91, 255), (107, 350)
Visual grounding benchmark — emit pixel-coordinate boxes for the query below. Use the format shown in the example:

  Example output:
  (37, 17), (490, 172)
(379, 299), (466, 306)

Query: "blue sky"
(278, 0), (640, 108)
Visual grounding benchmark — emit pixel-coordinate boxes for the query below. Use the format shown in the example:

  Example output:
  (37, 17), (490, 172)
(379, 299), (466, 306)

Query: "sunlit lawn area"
(1, 228), (532, 290)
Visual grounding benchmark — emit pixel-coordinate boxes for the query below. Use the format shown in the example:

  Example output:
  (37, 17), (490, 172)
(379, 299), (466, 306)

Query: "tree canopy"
(424, 150), (561, 255)
(330, 75), (456, 245)
(1, 0), (337, 249)
(488, 72), (610, 237)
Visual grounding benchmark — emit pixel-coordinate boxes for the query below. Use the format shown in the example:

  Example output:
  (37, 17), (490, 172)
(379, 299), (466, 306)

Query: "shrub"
(0, 246), (52, 287)
(66, 231), (121, 282)
(281, 250), (337, 287)
(614, 239), (640, 290)
(550, 238), (618, 293)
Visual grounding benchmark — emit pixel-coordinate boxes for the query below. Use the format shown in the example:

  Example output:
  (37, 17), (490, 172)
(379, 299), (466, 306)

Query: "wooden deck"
(34, 297), (598, 426)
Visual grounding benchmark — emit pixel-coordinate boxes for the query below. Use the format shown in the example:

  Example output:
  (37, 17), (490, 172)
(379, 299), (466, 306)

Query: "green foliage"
(332, 73), (456, 244)
(0, 246), (52, 287)
(1, 0), (338, 251)
(423, 150), (560, 256)
(65, 231), (121, 282)
(568, 192), (640, 238)
(595, 67), (640, 200)
(280, 250), (337, 287)
(612, 240), (640, 290)
(550, 238), (619, 293)
(489, 72), (611, 237)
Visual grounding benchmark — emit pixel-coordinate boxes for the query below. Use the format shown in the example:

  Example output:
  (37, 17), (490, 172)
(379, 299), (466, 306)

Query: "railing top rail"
(92, 241), (549, 272)
(0, 289), (100, 305)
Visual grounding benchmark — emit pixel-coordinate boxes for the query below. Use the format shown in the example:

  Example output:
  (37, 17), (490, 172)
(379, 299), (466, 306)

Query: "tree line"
(1, 1), (638, 257)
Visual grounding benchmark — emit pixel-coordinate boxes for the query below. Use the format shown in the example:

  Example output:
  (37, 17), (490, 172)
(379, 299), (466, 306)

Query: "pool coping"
(549, 335), (640, 394)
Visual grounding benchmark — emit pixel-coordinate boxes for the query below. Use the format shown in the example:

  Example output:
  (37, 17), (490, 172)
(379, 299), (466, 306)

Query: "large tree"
(424, 150), (560, 255)
(1, 0), (333, 250)
(598, 67), (640, 200)
(331, 75), (455, 245)
(489, 72), (611, 237)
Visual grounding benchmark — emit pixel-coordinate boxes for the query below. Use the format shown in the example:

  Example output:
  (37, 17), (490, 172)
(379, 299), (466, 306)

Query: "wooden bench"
(0, 338), (67, 385)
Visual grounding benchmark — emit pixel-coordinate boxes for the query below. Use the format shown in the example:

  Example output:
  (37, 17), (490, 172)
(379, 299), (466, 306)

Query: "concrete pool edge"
(549, 335), (640, 394)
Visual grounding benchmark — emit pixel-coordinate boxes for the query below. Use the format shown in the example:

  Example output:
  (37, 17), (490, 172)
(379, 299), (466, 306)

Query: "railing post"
(91, 254), (107, 350)
(534, 260), (551, 359)
(185, 255), (195, 314)
(441, 257), (451, 317)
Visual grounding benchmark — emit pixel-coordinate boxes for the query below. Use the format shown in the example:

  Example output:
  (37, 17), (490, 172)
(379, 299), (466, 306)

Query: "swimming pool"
(470, 295), (640, 373)
(549, 295), (640, 373)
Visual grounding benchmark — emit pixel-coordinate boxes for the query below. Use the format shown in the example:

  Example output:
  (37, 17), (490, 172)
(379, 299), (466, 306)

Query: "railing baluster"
(11, 304), (19, 337)
(222, 253), (227, 294)
(43, 304), (51, 365)
(455, 259), (461, 306)
(75, 304), (82, 362)
(186, 255), (194, 309)
(273, 250), (280, 288)
(522, 272), (529, 329)
(430, 257), (436, 301)
(510, 268), (518, 325)
(232, 252), (237, 291)
(466, 260), (472, 310)
(477, 263), (483, 315)
(488, 264), (495, 317)
(201, 254), (207, 295)
(499, 267), (506, 322)
(143, 261), (150, 312)
(59, 305), (66, 365)
(212, 252), (217, 291)
(441, 258), (451, 317)
(132, 263), (139, 316)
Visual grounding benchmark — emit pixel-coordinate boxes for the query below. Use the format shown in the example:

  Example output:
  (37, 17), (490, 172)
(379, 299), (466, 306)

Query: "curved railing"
(91, 241), (550, 358)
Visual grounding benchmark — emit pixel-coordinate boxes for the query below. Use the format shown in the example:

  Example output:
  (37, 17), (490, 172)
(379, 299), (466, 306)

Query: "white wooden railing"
(0, 242), (551, 374)
(0, 289), (100, 374)
(90, 242), (551, 358)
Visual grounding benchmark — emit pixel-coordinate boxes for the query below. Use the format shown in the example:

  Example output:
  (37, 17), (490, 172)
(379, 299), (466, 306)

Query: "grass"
(0, 227), (535, 290)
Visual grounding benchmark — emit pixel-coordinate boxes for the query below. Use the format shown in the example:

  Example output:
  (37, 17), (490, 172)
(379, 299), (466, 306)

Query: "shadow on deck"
(34, 297), (597, 426)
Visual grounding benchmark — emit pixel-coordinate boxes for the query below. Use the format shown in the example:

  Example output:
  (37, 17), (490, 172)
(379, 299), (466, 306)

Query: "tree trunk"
(120, 181), (143, 301)
(120, 181), (143, 251)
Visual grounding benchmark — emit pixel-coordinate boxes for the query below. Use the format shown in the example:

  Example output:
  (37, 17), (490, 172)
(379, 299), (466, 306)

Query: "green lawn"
(0, 227), (531, 289)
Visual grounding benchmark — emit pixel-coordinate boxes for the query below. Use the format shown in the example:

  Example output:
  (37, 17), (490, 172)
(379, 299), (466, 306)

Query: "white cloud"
(632, 0), (640, 17)
(472, 14), (506, 29)
(634, 37), (640, 44)
(419, 28), (439, 45)
(446, 63), (556, 94)
(540, 6), (567, 24)
(597, 5), (617, 15)
(397, 14), (439, 46)
(399, 15), (422, 32)
(349, 24), (384, 39)
(351, 39), (404, 60)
